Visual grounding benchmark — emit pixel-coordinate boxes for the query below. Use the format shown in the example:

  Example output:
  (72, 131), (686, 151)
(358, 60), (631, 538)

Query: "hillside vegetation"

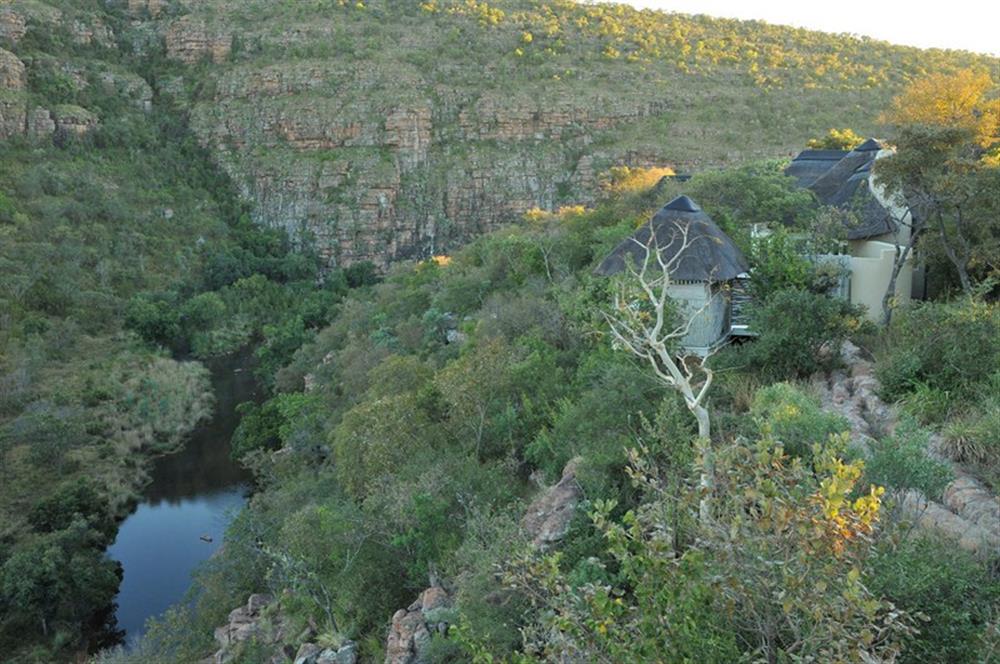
(107, 169), (1000, 664)
(0, 1), (997, 662)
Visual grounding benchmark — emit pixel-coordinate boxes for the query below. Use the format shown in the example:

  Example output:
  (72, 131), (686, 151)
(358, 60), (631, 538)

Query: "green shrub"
(876, 300), (1000, 406)
(744, 289), (865, 379)
(746, 229), (815, 301)
(864, 418), (953, 501)
(900, 381), (953, 425)
(750, 382), (848, 459)
(124, 294), (181, 347)
(941, 403), (1000, 464)
(867, 535), (1000, 664)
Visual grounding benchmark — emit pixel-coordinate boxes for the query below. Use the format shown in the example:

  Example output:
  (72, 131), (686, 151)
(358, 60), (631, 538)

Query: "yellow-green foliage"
(808, 127), (865, 150)
(371, 0), (993, 89)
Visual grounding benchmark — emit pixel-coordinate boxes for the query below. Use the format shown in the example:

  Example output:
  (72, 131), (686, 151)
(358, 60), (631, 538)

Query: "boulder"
(385, 586), (453, 664)
(294, 643), (323, 664)
(213, 593), (276, 663)
(521, 456), (583, 549)
(317, 643), (358, 664)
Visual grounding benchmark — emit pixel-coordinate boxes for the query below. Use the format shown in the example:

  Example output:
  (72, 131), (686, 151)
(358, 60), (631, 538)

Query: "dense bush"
(877, 300), (1000, 410)
(736, 289), (865, 379)
(867, 535), (1000, 663)
(504, 440), (905, 663)
(750, 382), (848, 459)
(863, 417), (953, 501)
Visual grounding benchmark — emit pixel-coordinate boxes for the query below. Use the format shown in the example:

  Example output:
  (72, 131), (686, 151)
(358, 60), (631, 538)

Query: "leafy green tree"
(124, 295), (181, 347)
(231, 393), (316, 461)
(28, 478), (115, 541)
(255, 316), (313, 386)
(435, 338), (518, 460)
(877, 69), (1000, 297)
(331, 392), (436, 499)
(876, 125), (1000, 294)
(685, 160), (817, 247)
(1, 521), (120, 637)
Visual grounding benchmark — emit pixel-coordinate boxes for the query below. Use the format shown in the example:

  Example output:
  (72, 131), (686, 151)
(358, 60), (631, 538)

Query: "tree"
(877, 70), (1000, 296)
(435, 337), (518, 460)
(604, 221), (717, 521)
(1, 521), (120, 637)
(883, 69), (999, 152)
(685, 161), (817, 246)
(876, 125), (999, 297)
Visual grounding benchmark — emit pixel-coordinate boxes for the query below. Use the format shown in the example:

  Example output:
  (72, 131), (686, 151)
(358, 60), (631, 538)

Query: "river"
(105, 354), (259, 645)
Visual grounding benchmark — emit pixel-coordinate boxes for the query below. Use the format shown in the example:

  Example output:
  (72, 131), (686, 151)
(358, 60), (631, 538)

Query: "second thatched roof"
(595, 195), (749, 282)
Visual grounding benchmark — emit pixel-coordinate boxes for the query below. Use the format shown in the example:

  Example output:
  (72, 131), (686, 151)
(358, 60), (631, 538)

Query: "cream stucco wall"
(848, 239), (912, 321)
(844, 149), (914, 321)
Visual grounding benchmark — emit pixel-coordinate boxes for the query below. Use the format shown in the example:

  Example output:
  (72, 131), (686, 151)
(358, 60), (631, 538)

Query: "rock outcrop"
(166, 16), (232, 64)
(52, 104), (98, 135)
(812, 341), (1000, 554)
(0, 98), (25, 139)
(26, 107), (55, 137)
(211, 593), (358, 664)
(213, 593), (279, 661)
(0, 6), (26, 44)
(0, 48), (25, 90)
(384, 586), (453, 664)
(522, 456), (583, 549)
(127, 0), (168, 19)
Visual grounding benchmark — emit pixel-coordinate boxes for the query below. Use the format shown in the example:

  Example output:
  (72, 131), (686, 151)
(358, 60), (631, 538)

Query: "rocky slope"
(813, 341), (1000, 554)
(116, 0), (996, 269)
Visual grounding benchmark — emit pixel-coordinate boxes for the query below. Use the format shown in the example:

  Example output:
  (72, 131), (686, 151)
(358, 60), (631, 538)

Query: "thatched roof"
(785, 149), (848, 187)
(786, 139), (896, 240)
(594, 195), (749, 281)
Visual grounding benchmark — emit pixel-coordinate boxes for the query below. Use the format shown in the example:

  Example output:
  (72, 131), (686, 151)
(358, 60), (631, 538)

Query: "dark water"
(106, 354), (259, 644)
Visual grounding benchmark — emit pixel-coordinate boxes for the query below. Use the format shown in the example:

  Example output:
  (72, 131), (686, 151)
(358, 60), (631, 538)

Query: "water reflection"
(106, 354), (259, 644)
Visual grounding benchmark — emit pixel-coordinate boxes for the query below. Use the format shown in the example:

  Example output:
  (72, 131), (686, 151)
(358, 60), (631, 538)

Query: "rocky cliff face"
(182, 66), (662, 268)
(0, 1), (151, 140)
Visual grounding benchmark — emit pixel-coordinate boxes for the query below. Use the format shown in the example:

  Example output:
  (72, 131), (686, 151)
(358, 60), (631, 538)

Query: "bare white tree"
(604, 220), (720, 522)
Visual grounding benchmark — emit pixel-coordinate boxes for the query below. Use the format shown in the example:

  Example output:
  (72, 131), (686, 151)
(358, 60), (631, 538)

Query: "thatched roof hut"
(595, 195), (749, 281)
(786, 138), (896, 240)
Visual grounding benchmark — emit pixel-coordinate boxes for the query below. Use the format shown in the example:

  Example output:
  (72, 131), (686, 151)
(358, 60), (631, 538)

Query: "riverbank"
(71, 350), (256, 651)
(105, 351), (259, 646)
